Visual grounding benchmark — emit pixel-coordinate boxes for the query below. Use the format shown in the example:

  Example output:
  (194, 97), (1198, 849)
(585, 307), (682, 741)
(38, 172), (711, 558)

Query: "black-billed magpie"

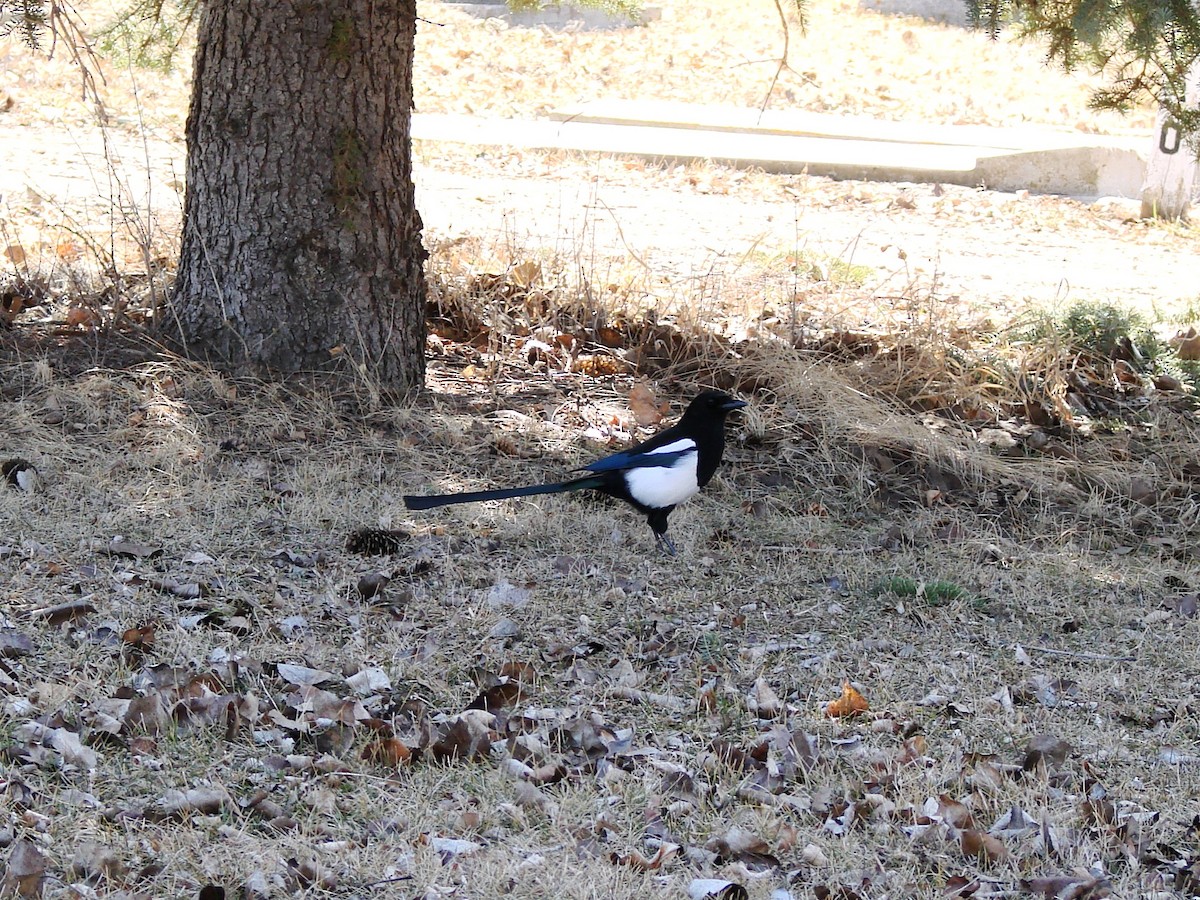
(403, 391), (748, 554)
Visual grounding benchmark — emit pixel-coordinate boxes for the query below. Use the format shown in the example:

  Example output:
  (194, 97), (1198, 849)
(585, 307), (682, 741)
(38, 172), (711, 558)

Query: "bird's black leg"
(654, 531), (678, 556)
(646, 507), (677, 556)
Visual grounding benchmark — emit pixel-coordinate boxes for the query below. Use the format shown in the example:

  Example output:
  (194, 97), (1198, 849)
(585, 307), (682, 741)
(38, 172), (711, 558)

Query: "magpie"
(403, 391), (748, 554)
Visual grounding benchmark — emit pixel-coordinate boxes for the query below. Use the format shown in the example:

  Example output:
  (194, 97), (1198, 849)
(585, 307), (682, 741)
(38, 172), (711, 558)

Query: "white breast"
(623, 439), (700, 508)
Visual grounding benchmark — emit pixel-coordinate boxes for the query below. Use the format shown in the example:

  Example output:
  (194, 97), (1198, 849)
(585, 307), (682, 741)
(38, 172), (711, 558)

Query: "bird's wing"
(582, 438), (697, 474)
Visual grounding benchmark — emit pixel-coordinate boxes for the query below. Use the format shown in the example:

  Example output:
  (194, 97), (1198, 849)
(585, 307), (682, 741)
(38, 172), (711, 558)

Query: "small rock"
(0, 629), (34, 658)
(1090, 196), (1142, 221)
(487, 617), (520, 640)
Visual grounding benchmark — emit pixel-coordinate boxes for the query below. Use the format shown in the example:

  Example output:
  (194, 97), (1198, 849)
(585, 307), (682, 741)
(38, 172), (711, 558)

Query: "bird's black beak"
(721, 398), (749, 412)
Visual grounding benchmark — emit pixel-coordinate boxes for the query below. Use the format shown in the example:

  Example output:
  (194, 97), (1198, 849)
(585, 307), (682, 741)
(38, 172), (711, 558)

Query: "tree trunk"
(170, 0), (426, 392)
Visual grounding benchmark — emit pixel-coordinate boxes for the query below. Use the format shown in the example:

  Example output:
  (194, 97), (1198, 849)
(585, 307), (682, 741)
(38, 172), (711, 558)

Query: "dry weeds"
(4, 289), (1200, 897)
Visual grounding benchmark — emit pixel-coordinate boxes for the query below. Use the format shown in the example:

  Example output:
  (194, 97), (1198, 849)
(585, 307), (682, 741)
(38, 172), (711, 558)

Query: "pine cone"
(345, 528), (407, 556)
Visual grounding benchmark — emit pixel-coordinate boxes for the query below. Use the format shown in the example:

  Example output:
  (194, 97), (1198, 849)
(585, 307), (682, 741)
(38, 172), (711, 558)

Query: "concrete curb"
(412, 100), (1149, 198)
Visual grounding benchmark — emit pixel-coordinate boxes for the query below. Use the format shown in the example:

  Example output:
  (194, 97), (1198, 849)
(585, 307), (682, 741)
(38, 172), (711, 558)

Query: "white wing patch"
(623, 439), (700, 508)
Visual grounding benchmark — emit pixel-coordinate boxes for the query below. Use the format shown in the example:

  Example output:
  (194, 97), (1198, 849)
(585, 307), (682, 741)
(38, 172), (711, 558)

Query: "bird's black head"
(683, 390), (748, 421)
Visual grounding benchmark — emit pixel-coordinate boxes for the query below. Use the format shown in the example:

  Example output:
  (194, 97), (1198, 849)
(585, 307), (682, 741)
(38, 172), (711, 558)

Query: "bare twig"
(758, 545), (863, 553)
(591, 199), (654, 271)
(610, 686), (691, 711)
(759, 0), (808, 119)
(45, 1), (107, 117)
(1026, 646), (1136, 663)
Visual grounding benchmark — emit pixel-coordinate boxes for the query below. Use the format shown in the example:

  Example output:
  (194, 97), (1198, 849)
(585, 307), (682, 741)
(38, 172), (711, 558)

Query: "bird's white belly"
(624, 449), (700, 508)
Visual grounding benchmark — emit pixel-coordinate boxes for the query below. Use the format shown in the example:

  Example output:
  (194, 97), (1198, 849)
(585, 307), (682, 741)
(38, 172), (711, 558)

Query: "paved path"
(414, 162), (1196, 314)
(2, 122), (1196, 315)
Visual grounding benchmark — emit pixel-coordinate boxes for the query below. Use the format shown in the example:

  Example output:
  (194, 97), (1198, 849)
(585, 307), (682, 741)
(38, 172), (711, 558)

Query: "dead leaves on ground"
(2, 529), (1196, 897)
(427, 254), (744, 385)
(1, 629), (1194, 900)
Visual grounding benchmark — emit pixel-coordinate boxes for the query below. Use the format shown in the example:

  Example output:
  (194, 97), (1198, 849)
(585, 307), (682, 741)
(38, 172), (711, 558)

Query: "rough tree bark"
(170, 0), (426, 392)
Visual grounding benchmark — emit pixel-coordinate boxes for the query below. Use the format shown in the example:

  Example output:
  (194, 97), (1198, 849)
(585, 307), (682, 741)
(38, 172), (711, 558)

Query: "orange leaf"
(121, 625), (156, 651)
(56, 241), (82, 261)
(825, 681), (869, 718)
(65, 307), (99, 328)
(362, 738), (412, 767)
(960, 828), (1008, 863)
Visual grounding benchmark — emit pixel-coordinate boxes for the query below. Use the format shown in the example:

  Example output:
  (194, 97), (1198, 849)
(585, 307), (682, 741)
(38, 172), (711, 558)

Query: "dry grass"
(3, 1), (1200, 898)
(4, 298), (1200, 897)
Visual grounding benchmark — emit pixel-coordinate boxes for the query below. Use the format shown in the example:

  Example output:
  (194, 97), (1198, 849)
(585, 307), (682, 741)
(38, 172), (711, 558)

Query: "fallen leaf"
(596, 325), (624, 348)
(747, 677), (783, 719)
(610, 842), (679, 871)
(50, 727), (98, 769)
(991, 805), (1037, 837)
(422, 834), (482, 864)
(3, 839), (47, 897)
(708, 737), (766, 772)
(487, 617), (521, 640)
(362, 738), (413, 767)
(153, 786), (227, 819)
(960, 828), (1008, 863)
(71, 841), (124, 883)
(276, 663), (338, 686)
(1173, 593), (1198, 618)
(508, 260), (541, 288)
(1159, 746), (1200, 765)
(34, 598), (96, 625)
(428, 716), (492, 763)
(697, 677), (719, 713)
(629, 382), (667, 427)
(1022, 733), (1072, 771)
(938, 794), (975, 829)
(943, 875), (980, 897)
(688, 879), (749, 900)
(1019, 874), (1111, 899)
(466, 678), (522, 713)
(1171, 326), (1200, 360)
(706, 825), (770, 859)
(346, 667), (392, 695)
(0, 629), (35, 658)
(898, 735), (929, 765)
(826, 681), (869, 718)
(801, 842), (830, 867)
(498, 660), (537, 682)
(776, 725), (820, 776)
(55, 241), (81, 261)
(101, 538), (162, 559)
(486, 578), (532, 608)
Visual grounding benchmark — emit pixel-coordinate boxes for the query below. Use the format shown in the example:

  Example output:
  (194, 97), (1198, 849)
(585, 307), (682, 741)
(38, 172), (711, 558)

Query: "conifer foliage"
(970, 0), (1200, 141)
